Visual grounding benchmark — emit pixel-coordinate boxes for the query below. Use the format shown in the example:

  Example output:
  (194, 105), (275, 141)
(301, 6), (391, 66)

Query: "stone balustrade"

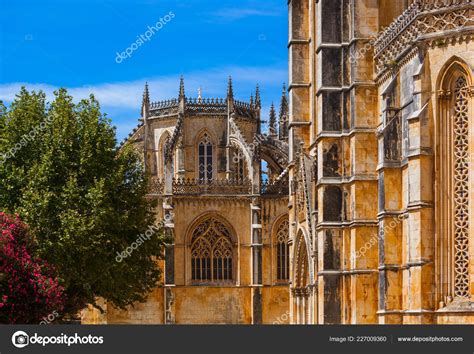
(374, 0), (474, 76)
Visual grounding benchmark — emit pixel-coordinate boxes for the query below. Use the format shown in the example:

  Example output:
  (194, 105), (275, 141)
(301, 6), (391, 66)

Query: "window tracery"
(276, 219), (289, 281)
(191, 217), (233, 282)
(198, 133), (213, 181)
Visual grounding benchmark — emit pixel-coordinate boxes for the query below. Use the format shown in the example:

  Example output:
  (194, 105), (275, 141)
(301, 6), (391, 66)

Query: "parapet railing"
(261, 178), (289, 195)
(374, 0), (474, 76)
(148, 177), (252, 195)
(148, 177), (289, 196)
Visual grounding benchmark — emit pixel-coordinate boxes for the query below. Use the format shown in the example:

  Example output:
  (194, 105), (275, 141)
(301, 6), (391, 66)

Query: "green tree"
(0, 88), (167, 316)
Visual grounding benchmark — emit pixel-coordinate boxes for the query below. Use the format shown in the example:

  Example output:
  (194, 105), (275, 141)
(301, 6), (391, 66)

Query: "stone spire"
(227, 76), (234, 101)
(279, 83), (289, 140)
(269, 101), (277, 136)
(250, 94), (254, 107)
(141, 82), (150, 118)
(179, 76), (185, 100)
(142, 82), (151, 173)
(255, 83), (261, 109)
(198, 86), (202, 102)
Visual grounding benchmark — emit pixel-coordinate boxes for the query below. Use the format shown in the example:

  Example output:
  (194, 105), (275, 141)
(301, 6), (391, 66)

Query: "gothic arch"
(293, 229), (311, 289)
(272, 214), (290, 282)
(186, 213), (238, 284)
(261, 152), (283, 178)
(157, 130), (172, 177)
(437, 56), (473, 92)
(259, 138), (289, 177)
(292, 229), (312, 324)
(194, 130), (217, 181)
(435, 56), (473, 306)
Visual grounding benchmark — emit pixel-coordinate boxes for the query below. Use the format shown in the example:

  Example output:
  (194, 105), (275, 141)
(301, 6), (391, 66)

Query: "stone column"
(296, 294), (301, 324)
(250, 197), (263, 324)
(163, 197), (175, 324)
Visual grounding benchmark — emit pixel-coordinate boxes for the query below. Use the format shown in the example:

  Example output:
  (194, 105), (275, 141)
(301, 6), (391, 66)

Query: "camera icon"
(12, 331), (29, 348)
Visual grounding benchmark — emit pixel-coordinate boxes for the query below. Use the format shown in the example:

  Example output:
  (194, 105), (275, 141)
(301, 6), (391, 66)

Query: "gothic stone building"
(83, 78), (292, 324)
(288, 0), (474, 324)
(83, 0), (474, 325)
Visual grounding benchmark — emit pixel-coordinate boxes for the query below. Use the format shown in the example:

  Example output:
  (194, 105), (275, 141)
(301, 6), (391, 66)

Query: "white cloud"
(0, 65), (287, 111)
(209, 7), (282, 20)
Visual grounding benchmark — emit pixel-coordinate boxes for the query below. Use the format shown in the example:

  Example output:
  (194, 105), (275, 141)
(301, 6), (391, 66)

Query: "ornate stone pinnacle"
(269, 101), (277, 135)
(179, 76), (185, 99)
(255, 83), (261, 108)
(279, 83), (288, 119)
(227, 76), (234, 100)
(142, 82), (150, 105)
(279, 83), (289, 140)
(142, 82), (150, 117)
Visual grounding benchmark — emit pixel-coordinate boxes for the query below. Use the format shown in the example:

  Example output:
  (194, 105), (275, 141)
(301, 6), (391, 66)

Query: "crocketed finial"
(179, 76), (185, 99)
(279, 83), (288, 118)
(269, 101), (277, 135)
(255, 83), (261, 108)
(227, 76), (234, 100)
(142, 82), (150, 106)
(268, 102), (278, 135)
(279, 83), (289, 140)
(198, 86), (202, 102)
(142, 82), (150, 117)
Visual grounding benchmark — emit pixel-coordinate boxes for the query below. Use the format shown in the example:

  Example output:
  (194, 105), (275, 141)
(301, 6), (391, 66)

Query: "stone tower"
(83, 78), (292, 324)
(288, 0), (474, 324)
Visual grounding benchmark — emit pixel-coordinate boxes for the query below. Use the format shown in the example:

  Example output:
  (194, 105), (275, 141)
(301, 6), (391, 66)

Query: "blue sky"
(0, 0), (288, 141)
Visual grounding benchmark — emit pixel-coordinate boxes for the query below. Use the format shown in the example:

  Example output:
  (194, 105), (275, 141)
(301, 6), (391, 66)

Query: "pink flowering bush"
(0, 212), (65, 324)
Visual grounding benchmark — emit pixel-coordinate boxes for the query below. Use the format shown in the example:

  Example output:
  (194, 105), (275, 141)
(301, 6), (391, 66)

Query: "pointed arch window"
(198, 133), (213, 181)
(191, 217), (234, 283)
(451, 76), (470, 299)
(437, 68), (471, 304)
(276, 218), (289, 281)
(293, 231), (310, 324)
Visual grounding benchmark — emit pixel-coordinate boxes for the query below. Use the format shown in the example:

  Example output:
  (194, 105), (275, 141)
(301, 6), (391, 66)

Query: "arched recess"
(435, 56), (473, 307)
(292, 228), (313, 324)
(228, 136), (253, 179)
(157, 131), (172, 177)
(272, 214), (290, 283)
(229, 141), (250, 180)
(194, 130), (217, 181)
(323, 186), (343, 222)
(293, 230), (311, 290)
(186, 213), (238, 285)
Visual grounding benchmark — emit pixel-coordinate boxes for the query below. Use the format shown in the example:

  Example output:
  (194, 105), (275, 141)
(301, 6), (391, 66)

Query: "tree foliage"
(0, 88), (166, 316)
